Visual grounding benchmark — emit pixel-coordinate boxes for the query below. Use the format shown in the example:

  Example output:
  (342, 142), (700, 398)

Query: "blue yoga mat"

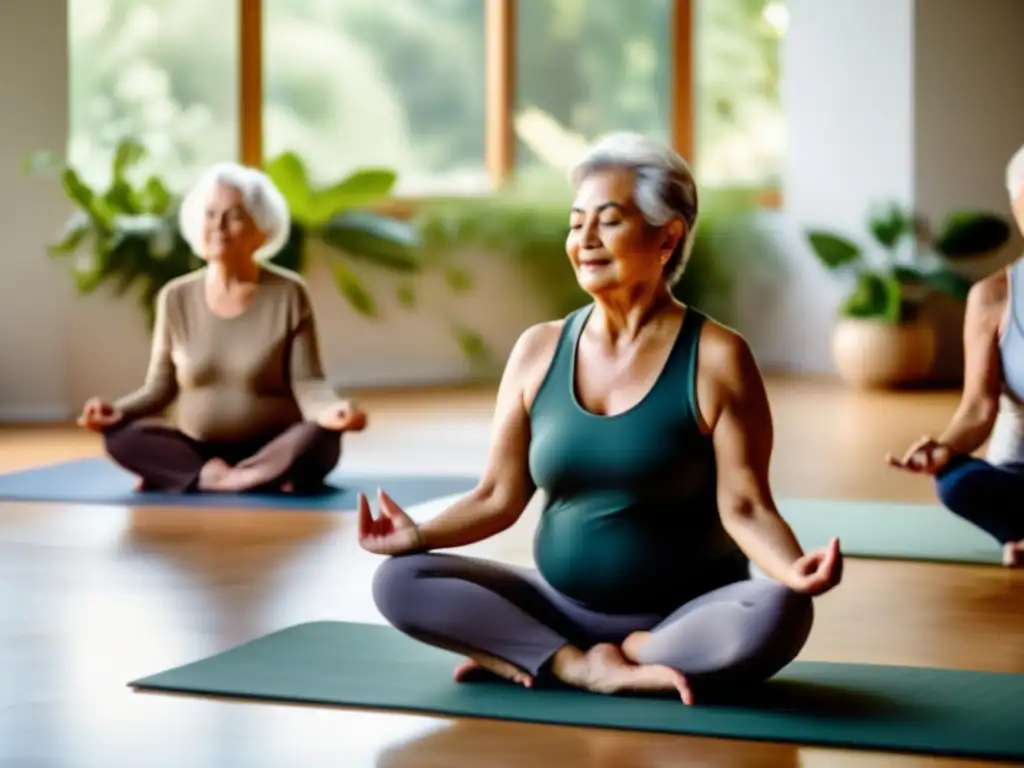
(0, 457), (477, 510)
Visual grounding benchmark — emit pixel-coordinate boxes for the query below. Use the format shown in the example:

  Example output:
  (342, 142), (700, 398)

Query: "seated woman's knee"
(759, 581), (814, 669)
(934, 460), (985, 511)
(309, 423), (342, 466)
(775, 581), (814, 631)
(370, 554), (435, 630)
(101, 420), (144, 461)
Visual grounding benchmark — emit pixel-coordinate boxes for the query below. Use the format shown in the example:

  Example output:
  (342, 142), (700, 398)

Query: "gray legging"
(372, 552), (814, 689)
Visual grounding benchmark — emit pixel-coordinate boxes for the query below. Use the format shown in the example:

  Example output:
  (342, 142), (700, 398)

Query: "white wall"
(0, 1), (72, 420)
(3, 1), (1024, 419)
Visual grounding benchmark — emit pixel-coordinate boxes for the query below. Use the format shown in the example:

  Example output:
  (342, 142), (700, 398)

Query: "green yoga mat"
(130, 621), (1024, 761)
(778, 498), (1004, 565)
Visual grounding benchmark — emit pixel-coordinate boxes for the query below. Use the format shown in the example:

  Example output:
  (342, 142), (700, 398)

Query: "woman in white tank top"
(887, 144), (1024, 567)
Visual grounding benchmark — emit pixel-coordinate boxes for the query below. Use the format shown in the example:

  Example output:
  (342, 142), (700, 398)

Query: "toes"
(669, 670), (694, 705)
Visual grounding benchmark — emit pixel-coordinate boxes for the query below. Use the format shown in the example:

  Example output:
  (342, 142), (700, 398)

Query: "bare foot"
(198, 462), (280, 493)
(453, 653), (534, 689)
(551, 644), (693, 704)
(196, 458), (233, 491)
(1003, 540), (1024, 567)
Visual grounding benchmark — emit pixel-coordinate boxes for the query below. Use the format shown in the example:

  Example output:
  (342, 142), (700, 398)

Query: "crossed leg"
(371, 552), (813, 701)
(935, 456), (1024, 565)
(103, 420), (341, 493)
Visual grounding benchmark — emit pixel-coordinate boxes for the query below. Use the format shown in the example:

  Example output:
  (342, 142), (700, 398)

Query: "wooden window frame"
(237, 0), (781, 209)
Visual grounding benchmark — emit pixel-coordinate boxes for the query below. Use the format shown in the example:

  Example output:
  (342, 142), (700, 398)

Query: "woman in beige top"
(76, 163), (367, 494)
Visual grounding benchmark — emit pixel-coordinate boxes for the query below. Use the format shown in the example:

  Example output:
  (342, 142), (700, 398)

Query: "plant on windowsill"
(26, 137), (485, 362)
(805, 202), (1012, 389)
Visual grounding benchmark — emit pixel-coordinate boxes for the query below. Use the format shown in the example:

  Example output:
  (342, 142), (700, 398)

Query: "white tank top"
(986, 260), (1024, 466)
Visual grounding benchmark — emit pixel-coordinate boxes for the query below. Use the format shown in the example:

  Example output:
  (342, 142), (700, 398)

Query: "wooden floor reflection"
(1, 377), (1021, 767)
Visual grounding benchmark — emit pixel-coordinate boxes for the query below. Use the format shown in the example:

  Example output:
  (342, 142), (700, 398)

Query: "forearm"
(293, 378), (341, 418)
(113, 383), (177, 421)
(937, 399), (998, 455)
(415, 487), (524, 551)
(722, 502), (804, 585)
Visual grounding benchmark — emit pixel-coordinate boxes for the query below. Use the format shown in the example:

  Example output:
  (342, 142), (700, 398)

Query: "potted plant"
(806, 202), (1011, 389)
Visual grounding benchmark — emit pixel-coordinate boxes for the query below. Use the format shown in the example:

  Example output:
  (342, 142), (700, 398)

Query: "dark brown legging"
(102, 420), (341, 494)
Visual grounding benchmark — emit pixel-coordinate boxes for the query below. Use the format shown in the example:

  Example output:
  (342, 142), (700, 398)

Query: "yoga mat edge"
(0, 457), (477, 510)
(128, 621), (1024, 761)
(0, 459), (1006, 564)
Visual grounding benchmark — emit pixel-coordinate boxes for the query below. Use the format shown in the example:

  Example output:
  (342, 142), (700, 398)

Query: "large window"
(263, 0), (488, 195)
(67, 0), (786, 202)
(513, 0), (673, 191)
(696, 0), (786, 189)
(68, 0), (238, 190)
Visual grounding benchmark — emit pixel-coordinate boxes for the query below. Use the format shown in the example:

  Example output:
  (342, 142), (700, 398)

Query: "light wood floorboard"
(0, 377), (1020, 767)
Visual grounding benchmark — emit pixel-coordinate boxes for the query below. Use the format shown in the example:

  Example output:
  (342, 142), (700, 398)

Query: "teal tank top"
(528, 304), (743, 614)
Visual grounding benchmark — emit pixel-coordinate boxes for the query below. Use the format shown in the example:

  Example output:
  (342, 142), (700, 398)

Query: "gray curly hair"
(568, 132), (699, 285)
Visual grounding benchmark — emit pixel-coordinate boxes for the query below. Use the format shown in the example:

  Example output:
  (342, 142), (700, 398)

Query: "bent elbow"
(718, 490), (783, 533)
(718, 494), (757, 527)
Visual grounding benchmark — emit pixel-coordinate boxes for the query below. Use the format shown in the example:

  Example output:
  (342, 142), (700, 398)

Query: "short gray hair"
(1006, 144), (1024, 201)
(568, 132), (699, 285)
(178, 162), (291, 261)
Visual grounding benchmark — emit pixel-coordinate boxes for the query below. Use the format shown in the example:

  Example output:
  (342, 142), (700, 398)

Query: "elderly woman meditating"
(888, 143), (1024, 566)
(357, 133), (843, 703)
(77, 163), (367, 494)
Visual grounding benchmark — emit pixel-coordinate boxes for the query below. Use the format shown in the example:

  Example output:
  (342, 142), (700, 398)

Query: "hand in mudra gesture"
(77, 397), (123, 431)
(317, 401), (368, 433)
(886, 435), (953, 475)
(786, 537), (843, 596)
(357, 489), (422, 556)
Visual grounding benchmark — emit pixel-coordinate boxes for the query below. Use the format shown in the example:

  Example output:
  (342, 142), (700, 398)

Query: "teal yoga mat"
(0, 457), (476, 510)
(130, 621), (1024, 761)
(779, 497), (1004, 565)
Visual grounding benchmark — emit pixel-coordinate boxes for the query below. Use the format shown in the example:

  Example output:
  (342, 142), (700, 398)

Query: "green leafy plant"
(806, 202), (1012, 323)
(26, 137), (442, 331)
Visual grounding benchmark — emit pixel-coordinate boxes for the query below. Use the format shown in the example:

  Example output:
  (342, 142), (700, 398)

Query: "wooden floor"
(1, 376), (1021, 767)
